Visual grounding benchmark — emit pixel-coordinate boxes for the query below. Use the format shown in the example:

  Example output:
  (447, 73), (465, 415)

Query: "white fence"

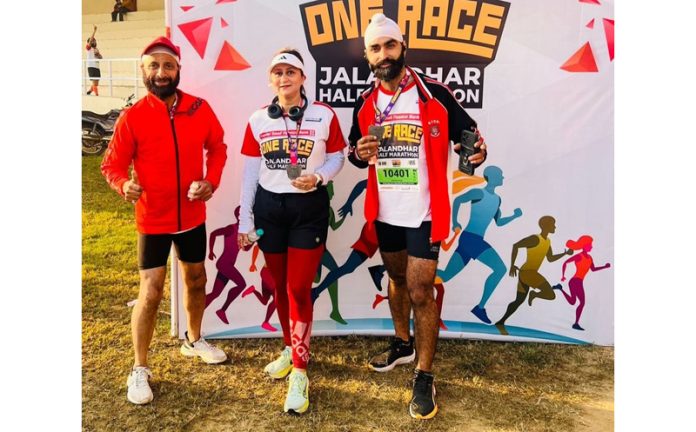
(82, 58), (146, 98)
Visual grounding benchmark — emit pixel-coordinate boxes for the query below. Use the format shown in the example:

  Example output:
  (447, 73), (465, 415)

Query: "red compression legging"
(263, 246), (324, 369)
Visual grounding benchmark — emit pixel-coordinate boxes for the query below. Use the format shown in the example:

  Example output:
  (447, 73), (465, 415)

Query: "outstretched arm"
(548, 246), (573, 263)
(591, 258), (611, 272)
(90, 24), (97, 40)
(337, 179), (367, 218)
(495, 206), (523, 227)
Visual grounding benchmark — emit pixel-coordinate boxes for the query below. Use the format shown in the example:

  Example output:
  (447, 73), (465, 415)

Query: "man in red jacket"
(101, 36), (228, 405)
(348, 14), (487, 419)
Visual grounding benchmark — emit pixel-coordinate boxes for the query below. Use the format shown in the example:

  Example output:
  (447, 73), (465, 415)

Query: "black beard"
(144, 72), (180, 100)
(370, 50), (406, 82)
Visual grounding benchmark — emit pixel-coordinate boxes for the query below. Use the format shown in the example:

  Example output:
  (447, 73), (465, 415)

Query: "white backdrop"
(168, 0), (614, 346)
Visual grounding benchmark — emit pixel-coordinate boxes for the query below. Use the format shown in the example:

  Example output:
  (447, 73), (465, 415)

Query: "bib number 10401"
(377, 167), (418, 185)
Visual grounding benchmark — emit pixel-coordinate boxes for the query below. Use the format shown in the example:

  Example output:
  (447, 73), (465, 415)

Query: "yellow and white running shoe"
(264, 346), (293, 379)
(283, 370), (309, 414)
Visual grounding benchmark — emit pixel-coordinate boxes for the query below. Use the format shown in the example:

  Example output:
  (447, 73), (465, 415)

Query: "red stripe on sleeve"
(240, 123), (261, 156)
(325, 112), (347, 153)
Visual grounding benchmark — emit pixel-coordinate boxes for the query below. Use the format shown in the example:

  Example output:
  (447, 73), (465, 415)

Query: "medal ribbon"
(373, 72), (411, 126)
(282, 117), (303, 165)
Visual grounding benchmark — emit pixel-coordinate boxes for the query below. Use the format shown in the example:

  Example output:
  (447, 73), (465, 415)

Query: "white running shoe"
(264, 346), (293, 379)
(126, 366), (153, 405)
(284, 370), (309, 414)
(180, 332), (228, 364)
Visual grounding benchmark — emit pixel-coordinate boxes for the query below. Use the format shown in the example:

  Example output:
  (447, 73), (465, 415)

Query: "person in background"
(85, 25), (102, 96)
(237, 48), (346, 414)
(112, 0), (129, 22)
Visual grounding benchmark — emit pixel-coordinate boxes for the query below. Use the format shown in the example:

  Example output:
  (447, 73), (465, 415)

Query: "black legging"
(112, 8), (127, 21)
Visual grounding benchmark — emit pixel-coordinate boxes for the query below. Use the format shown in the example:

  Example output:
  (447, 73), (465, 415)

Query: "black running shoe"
(409, 369), (438, 419)
(368, 336), (415, 372)
(368, 265), (385, 291)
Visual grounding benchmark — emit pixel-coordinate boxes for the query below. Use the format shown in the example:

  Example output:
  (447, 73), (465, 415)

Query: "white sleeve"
(314, 150), (345, 183)
(239, 155), (261, 234)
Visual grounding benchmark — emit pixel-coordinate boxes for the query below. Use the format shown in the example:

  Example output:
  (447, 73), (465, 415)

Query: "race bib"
(376, 158), (420, 191)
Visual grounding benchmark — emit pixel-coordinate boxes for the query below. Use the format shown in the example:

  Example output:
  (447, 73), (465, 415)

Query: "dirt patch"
(574, 385), (614, 432)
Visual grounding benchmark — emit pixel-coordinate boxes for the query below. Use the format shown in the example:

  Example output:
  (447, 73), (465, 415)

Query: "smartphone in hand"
(458, 129), (479, 175)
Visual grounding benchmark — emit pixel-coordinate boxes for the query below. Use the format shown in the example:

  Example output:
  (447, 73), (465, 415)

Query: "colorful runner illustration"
(242, 244), (278, 332)
(557, 235), (611, 330)
(436, 166), (522, 324)
(206, 206), (253, 325)
(495, 216), (573, 335)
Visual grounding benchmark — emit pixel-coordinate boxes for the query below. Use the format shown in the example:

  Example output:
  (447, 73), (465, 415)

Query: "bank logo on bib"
(300, 0), (510, 108)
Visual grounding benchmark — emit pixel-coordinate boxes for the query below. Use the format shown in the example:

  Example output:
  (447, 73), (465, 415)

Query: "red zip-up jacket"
(348, 67), (482, 242)
(101, 90), (227, 234)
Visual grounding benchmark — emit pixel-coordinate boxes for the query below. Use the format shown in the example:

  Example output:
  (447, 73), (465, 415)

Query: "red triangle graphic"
(579, 0), (600, 5)
(221, 18), (229, 28)
(180, 6), (194, 12)
(603, 18), (615, 61)
(178, 18), (214, 59)
(586, 19), (595, 29)
(560, 42), (598, 72)
(214, 41), (251, 71)
(216, 0), (237, 4)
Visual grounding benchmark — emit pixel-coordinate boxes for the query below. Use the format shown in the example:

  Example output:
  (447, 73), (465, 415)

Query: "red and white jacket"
(348, 67), (482, 242)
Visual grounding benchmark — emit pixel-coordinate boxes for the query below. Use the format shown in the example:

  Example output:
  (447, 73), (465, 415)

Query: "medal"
(281, 114), (304, 181)
(286, 164), (302, 180)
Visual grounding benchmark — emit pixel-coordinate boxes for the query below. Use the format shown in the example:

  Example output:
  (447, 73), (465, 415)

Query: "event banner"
(169, 0), (614, 345)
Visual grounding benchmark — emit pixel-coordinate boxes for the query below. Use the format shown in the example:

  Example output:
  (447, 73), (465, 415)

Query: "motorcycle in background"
(81, 94), (135, 155)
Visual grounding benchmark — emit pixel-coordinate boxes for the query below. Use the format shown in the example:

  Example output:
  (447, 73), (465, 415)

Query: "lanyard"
(373, 71), (411, 126)
(282, 117), (303, 165)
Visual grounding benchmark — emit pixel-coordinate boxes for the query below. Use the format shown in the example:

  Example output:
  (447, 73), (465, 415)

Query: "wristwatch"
(314, 173), (323, 187)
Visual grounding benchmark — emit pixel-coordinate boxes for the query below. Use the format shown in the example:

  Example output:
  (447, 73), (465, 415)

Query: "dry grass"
(83, 155), (613, 431)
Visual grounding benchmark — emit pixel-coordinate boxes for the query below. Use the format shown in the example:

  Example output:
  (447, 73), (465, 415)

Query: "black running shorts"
(88, 67), (101, 79)
(374, 220), (441, 261)
(253, 186), (330, 253)
(137, 223), (206, 270)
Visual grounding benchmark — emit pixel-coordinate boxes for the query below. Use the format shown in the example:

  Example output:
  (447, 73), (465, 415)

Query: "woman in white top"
(237, 48), (345, 414)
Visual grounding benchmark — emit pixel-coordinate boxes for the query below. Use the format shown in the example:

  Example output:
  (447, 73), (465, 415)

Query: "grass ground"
(82, 155), (613, 431)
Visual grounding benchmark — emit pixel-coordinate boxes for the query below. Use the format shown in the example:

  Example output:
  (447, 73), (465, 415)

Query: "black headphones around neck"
(267, 94), (308, 122)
